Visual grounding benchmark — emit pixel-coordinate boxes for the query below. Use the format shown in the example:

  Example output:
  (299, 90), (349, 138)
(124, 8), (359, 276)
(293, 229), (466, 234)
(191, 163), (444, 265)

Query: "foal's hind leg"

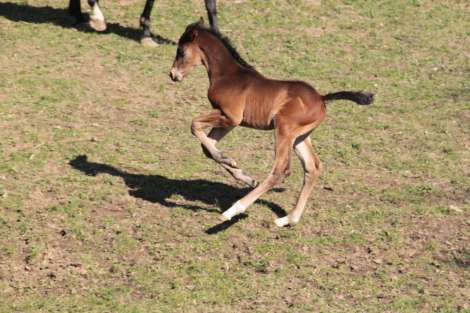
(222, 127), (295, 220)
(192, 111), (257, 187)
(275, 137), (322, 227)
(87, 0), (106, 32)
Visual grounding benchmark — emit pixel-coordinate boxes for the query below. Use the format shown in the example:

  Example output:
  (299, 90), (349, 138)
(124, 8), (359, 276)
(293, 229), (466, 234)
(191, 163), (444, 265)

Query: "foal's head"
(169, 21), (205, 82)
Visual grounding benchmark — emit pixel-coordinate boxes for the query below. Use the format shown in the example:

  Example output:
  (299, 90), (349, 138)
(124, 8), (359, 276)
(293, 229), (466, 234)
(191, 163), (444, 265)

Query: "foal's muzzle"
(169, 68), (183, 82)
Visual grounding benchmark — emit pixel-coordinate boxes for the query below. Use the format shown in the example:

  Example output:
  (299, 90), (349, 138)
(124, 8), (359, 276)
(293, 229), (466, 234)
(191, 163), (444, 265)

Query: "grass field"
(0, 0), (469, 312)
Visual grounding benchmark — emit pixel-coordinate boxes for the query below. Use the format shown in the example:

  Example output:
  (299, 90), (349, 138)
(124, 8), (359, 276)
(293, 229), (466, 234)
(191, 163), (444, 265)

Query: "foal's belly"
(241, 104), (276, 130)
(240, 119), (275, 130)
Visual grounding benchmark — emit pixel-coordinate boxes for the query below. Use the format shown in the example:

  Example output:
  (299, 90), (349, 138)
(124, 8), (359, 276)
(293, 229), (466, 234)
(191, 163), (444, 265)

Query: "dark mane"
(184, 22), (254, 70)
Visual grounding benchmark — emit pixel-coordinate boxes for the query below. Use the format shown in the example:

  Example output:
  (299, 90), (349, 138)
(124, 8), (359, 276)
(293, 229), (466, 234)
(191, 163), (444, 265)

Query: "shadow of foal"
(0, 2), (175, 45)
(69, 155), (286, 233)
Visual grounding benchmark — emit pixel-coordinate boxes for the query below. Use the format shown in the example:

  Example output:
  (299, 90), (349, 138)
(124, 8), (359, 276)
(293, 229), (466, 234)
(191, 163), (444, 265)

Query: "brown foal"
(170, 21), (374, 227)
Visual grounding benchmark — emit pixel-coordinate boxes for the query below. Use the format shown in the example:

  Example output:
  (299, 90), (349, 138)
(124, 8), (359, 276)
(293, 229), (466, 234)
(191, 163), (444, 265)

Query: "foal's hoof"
(89, 18), (107, 32)
(248, 178), (259, 188)
(236, 173), (258, 188)
(219, 213), (231, 222)
(219, 154), (237, 168)
(231, 169), (257, 188)
(221, 201), (246, 222)
(274, 216), (291, 227)
(140, 37), (159, 48)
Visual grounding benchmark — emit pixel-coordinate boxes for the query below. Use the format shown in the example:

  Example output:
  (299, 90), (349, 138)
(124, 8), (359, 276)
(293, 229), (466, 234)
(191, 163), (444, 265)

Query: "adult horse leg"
(205, 0), (219, 32)
(221, 123), (295, 221)
(69, 0), (86, 24)
(191, 111), (257, 187)
(140, 0), (157, 47)
(87, 0), (106, 32)
(274, 136), (322, 227)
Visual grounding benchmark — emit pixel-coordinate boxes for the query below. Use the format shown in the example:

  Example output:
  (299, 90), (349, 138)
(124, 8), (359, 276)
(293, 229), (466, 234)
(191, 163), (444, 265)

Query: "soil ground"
(0, 1), (469, 312)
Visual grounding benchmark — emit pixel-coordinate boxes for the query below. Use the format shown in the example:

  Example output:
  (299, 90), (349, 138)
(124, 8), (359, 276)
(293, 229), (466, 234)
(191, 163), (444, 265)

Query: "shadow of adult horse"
(67, 0), (218, 46)
(69, 155), (286, 233)
(0, 2), (174, 45)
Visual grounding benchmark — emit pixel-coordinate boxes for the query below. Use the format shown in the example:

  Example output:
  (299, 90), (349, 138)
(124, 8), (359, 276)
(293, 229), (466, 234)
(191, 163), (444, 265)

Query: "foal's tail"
(322, 91), (374, 105)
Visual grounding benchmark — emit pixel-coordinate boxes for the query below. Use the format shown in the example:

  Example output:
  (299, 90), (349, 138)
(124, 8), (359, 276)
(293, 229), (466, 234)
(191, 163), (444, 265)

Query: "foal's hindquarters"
(219, 81), (327, 227)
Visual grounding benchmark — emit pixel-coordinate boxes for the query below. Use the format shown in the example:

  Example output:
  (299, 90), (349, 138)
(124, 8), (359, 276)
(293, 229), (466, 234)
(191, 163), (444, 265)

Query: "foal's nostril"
(169, 69), (182, 82)
(169, 68), (180, 81)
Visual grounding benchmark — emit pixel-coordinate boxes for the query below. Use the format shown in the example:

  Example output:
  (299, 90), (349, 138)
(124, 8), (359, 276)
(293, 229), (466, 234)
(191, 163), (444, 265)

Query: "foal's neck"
(197, 32), (241, 82)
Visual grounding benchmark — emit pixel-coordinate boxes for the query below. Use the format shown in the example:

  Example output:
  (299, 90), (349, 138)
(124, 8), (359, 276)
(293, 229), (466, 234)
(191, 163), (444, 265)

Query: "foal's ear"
(198, 16), (206, 26)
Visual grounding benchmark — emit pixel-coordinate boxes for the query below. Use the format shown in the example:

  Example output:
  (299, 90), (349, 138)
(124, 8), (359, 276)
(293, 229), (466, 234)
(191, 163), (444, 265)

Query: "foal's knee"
(190, 121), (200, 137)
(314, 157), (322, 174)
(270, 173), (284, 186)
(270, 166), (290, 186)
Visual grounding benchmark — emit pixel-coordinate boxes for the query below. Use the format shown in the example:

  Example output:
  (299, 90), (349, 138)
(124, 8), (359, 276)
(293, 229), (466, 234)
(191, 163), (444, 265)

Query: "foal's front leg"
(221, 126), (295, 221)
(206, 128), (258, 188)
(191, 111), (257, 187)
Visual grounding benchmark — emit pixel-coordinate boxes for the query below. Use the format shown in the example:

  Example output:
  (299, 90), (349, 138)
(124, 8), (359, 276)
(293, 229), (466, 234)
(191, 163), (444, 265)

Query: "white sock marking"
(274, 216), (290, 227)
(222, 201), (246, 220)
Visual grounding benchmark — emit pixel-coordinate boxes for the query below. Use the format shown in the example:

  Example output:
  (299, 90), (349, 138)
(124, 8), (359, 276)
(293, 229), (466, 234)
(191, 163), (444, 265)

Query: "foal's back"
(213, 68), (326, 130)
